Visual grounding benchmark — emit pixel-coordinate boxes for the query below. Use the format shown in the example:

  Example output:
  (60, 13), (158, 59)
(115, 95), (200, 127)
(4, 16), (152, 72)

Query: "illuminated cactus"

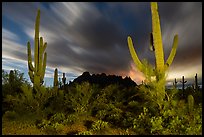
(127, 2), (178, 100)
(187, 95), (194, 114)
(53, 68), (58, 89)
(27, 9), (47, 91)
(180, 76), (187, 97)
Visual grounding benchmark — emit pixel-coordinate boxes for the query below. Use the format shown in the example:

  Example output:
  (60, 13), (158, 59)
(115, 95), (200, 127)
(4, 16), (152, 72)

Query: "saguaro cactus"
(53, 68), (58, 89)
(9, 70), (14, 85)
(127, 2), (179, 101)
(180, 76), (187, 97)
(173, 78), (178, 88)
(194, 73), (199, 91)
(62, 73), (66, 87)
(27, 9), (47, 91)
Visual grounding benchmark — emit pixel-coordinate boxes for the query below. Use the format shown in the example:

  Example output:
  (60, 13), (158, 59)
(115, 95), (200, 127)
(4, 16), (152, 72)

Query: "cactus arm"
(43, 42), (47, 53)
(41, 52), (47, 83)
(165, 34), (178, 70)
(127, 36), (143, 71)
(28, 71), (34, 83)
(39, 37), (43, 75)
(151, 2), (164, 72)
(27, 42), (35, 72)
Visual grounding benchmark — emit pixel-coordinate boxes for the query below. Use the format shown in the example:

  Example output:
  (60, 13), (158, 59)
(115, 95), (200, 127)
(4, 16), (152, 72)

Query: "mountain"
(69, 71), (137, 88)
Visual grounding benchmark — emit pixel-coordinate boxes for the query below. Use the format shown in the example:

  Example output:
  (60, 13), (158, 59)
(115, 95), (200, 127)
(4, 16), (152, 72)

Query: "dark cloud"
(2, 2), (202, 85)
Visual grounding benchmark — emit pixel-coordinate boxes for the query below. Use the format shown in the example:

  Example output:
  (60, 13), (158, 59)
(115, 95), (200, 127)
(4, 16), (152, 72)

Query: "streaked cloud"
(2, 2), (202, 86)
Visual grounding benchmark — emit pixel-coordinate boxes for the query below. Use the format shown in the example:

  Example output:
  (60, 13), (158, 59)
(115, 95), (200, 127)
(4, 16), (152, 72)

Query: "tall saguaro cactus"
(127, 2), (178, 101)
(27, 9), (47, 91)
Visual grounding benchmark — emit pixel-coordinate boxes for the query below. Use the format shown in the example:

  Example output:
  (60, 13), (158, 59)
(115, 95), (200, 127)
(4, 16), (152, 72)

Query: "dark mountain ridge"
(68, 71), (137, 88)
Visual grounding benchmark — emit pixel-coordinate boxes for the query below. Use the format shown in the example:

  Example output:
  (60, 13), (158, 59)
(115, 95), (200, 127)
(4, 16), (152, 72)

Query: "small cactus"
(59, 77), (62, 89)
(62, 73), (66, 88)
(9, 70), (14, 85)
(53, 68), (58, 89)
(180, 76), (187, 98)
(194, 73), (199, 91)
(173, 78), (178, 88)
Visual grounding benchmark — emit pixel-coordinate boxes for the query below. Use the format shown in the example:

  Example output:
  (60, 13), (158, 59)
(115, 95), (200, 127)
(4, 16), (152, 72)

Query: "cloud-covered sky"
(2, 2), (202, 87)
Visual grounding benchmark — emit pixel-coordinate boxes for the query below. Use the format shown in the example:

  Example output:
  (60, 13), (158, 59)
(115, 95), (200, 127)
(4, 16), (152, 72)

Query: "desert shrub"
(91, 120), (109, 131)
(122, 112), (136, 128)
(77, 130), (93, 135)
(132, 107), (151, 135)
(83, 120), (94, 130)
(127, 100), (142, 114)
(106, 105), (123, 126)
(3, 110), (19, 120)
(50, 113), (66, 124)
(64, 82), (93, 114)
(36, 119), (64, 135)
(63, 114), (79, 125)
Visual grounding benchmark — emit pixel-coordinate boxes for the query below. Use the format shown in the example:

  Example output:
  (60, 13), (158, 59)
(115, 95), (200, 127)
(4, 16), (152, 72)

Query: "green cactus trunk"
(54, 68), (58, 89)
(27, 9), (47, 91)
(127, 2), (179, 104)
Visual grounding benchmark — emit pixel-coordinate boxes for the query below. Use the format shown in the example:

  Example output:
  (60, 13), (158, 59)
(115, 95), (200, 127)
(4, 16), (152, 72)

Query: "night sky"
(2, 2), (202, 87)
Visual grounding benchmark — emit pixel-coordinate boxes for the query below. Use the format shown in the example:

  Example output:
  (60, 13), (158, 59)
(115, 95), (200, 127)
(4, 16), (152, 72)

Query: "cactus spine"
(27, 9), (47, 91)
(127, 2), (178, 100)
(53, 68), (58, 89)
(188, 95), (194, 114)
(180, 76), (187, 97)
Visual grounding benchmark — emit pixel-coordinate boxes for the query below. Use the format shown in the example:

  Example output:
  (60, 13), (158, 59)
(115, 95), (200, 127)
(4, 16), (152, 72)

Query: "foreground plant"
(127, 2), (179, 109)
